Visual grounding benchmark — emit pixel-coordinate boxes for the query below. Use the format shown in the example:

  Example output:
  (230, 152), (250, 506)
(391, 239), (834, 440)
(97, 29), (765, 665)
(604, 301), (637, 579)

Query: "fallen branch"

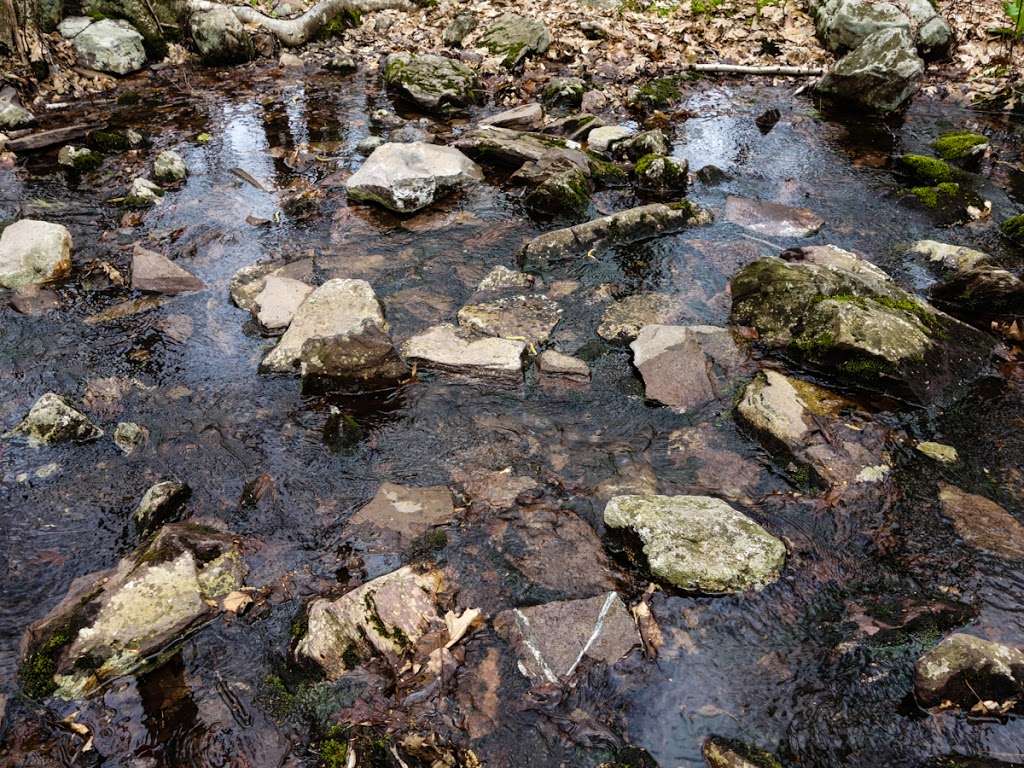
(683, 63), (826, 77)
(185, 0), (413, 47)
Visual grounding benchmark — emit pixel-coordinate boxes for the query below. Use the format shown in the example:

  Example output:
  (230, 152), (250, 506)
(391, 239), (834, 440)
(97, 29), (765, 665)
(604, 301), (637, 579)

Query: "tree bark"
(0, 0), (17, 54)
(5, 0), (51, 76)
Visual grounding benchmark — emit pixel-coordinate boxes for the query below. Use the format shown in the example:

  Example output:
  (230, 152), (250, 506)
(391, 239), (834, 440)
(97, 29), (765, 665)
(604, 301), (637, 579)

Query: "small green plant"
(691, 0), (723, 13)
(1003, 0), (1023, 40)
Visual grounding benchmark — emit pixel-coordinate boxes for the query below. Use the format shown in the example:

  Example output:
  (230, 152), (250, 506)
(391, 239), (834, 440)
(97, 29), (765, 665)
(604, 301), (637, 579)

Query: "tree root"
(185, 0), (414, 47)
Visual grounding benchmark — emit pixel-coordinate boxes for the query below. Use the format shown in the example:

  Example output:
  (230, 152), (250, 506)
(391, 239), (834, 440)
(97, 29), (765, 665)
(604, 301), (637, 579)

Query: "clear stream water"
(1, 64), (1023, 767)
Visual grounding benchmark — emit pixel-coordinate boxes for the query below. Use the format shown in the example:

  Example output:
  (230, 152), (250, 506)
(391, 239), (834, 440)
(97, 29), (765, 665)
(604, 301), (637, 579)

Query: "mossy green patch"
(897, 154), (958, 184)
(89, 130), (131, 152)
(317, 8), (361, 39)
(20, 624), (75, 699)
(910, 182), (961, 208)
(1000, 213), (1024, 244)
(632, 76), (682, 110)
(320, 736), (349, 768)
(931, 131), (987, 161)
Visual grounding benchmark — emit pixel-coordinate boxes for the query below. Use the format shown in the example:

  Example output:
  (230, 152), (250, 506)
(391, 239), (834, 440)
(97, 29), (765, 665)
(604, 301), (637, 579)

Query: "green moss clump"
(317, 8), (361, 39)
(89, 130), (131, 152)
(931, 131), (987, 161)
(910, 182), (960, 208)
(320, 737), (349, 767)
(632, 76), (682, 110)
(898, 154), (957, 184)
(1000, 213), (1024, 244)
(20, 625), (75, 699)
(587, 156), (629, 186)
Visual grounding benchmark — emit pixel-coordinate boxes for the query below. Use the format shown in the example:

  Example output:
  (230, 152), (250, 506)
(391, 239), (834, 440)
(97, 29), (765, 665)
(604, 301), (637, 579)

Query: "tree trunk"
(5, 0), (50, 77)
(0, 0), (17, 54)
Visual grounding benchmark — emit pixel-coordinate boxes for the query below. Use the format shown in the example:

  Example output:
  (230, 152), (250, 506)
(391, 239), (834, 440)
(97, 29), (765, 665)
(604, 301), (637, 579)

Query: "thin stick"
(683, 63), (826, 77)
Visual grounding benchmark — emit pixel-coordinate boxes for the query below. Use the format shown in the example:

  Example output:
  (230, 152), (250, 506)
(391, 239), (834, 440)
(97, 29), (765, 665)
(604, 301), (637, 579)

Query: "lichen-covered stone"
(587, 125), (634, 155)
(476, 265), (535, 292)
(703, 737), (783, 768)
(190, 7), (255, 65)
(65, 18), (147, 75)
(125, 177), (164, 207)
(915, 634), (1024, 710)
(604, 494), (786, 593)
(382, 53), (482, 114)
(476, 14), (551, 69)
(5, 393), (102, 445)
(598, 293), (680, 342)
(113, 421), (148, 454)
(153, 149), (187, 182)
(929, 265), (1024, 318)
(458, 294), (562, 345)
(634, 154), (688, 198)
(57, 145), (100, 172)
(0, 219), (72, 289)
(612, 130), (670, 162)
(815, 28), (924, 113)
(908, 240), (990, 273)
(455, 126), (576, 168)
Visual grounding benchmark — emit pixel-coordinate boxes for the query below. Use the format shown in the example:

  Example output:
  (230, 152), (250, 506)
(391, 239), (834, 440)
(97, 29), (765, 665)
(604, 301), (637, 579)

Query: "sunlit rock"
(915, 633), (1024, 711)
(0, 219), (72, 289)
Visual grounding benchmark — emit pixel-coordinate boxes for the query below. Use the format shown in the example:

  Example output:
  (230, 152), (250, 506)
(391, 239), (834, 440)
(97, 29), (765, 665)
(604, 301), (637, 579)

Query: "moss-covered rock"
(634, 153), (688, 197)
(1001, 214), (1024, 245)
(629, 76), (682, 111)
(897, 153), (958, 184)
(524, 165), (591, 218)
(542, 77), (586, 109)
(476, 14), (551, 69)
(57, 145), (101, 172)
(382, 52), (482, 114)
(82, 0), (178, 59)
(910, 181), (960, 208)
(931, 131), (987, 161)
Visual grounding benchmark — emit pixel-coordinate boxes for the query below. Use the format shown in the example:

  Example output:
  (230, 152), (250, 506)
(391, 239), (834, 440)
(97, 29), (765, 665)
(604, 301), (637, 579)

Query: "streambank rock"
(455, 126), (576, 167)
(134, 480), (190, 534)
(815, 28), (924, 112)
(729, 247), (994, 405)
(480, 102), (544, 130)
(807, 0), (951, 57)
(64, 18), (147, 75)
(5, 393), (102, 445)
(348, 483), (454, 550)
(537, 349), (590, 384)
(937, 484), (1024, 560)
(131, 245), (203, 294)
(190, 7), (255, 65)
(251, 275), (313, 333)
(476, 14), (551, 68)
(494, 592), (638, 684)
(0, 89), (34, 129)
(20, 522), (246, 699)
(153, 150), (187, 182)
(915, 634), (1024, 710)
(598, 293), (679, 342)
(631, 325), (745, 410)
(382, 53), (481, 113)
(724, 196), (824, 238)
(126, 177), (163, 206)
(345, 142), (483, 213)
(457, 294), (562, 345)
(520, 202), (711, 272)
(262, 279), (406, 382)
(587, 125), (634, 155)
(0, 219), (72, 289)
(603, 494), (786, 593)
(403, 324), (526, 379)
(635, 154), (688, 198)
(296, 566), (446, 677)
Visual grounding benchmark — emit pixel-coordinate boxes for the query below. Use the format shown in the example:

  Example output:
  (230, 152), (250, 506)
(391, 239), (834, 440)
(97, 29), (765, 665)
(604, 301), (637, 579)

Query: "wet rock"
(57, 145), (99, 171)
(1000, 214), (1024, 245)
(521, 202), (712, 272)
(631, 325), (745, 410)
(612, 130), (670, 162)
(477, 14), (551, 69)
(382, 52), (481, 114)
(523, 164), (591, 217)
(815, 27), (924, 113)
(63, 18), (146, 75)
(915, 633), (1024, 710)
(113, 421), (148, 454)
(908, 239), (990, 273)
(251, 275), (313, 334)
(929, 265), (1024, 319)
(455, 126), (575, 168)
(0, 87), (33, 129)
(5, 393), (102, 445)
(125, 177), (164, 207)
(356, 135), (385, 156)
(21, 522), (245, 699)
(458, 294), (562, 345)
(917, 441), (958, 464)
(131, 244), (203, 294)
(348, 483), (454, 549)
(724, 195), (824, 237)
(345, 142), (483, 213)
(667, 424), (767, 503)
(0, 219), (72, 289)
(604, 494), (786, 592)
(587, 125), (634, 155)
(932, 131), (988, 162)
(703, 736), (783, 768)
(296, 566), (446, 676)
(153, 149), (187, 182)
(937, 483), (1024, 560)
(387, 123), (435, 144)
(134, 480), (190, 534)
(494, 592), (638, 684)
(729, 248), (995, 405)
(326, 53), (357, 73)
(543, 77), (586, 109)
(635, 154), (688, 198)
(228, 258), (314, 311)
(477, 265), (535, 292)
(403, 324), (526, 379)
(537, 349), (590, 384)
(480, 102), (544, 130)
(443, 11), (478, 47)
(597, 293), (679, 342)
(190, 7), (255, 65)
(9, 286), (60, 315)
(262, 279), (405, 383)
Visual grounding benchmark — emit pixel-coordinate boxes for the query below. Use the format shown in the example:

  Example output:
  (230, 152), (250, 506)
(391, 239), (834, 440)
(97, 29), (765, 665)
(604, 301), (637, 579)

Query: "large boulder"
(382, 53), (482, 114)
(729, 246), (995, 405)
(189, 7), (255, 65)
(915, 634), (1024, 711)
(20, 522), (246, 699)
(603, 494), (786, 593)
(345, 142), (483, 213)
(476, 14), (551, 69)
(80, 0), (179, 58)
(808, 0), (952, 57)
(261, 279), (407, 383)
(63, 18), (147, 75)
(4, 392), (102, 445)
(0, 220), (72, 289)
(815, 28), (925, 113)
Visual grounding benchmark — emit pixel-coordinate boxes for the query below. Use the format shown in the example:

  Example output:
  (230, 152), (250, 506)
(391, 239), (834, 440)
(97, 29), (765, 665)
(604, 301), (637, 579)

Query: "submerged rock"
(153, 150), (187, 182)
(190, 7), (255, 65)
(729, 247), (994, 405)
(262, 279), (406, 383)
(494, 592), (638, 684)
(113, 421), (148, 454)
(403, 324), (527, 379)
(20, 522), (246, 699)
(476, 14), (551, 68)
(458, 294), (562, 345)
(917, 441), (958, 464)
(631, 325), (745, 410)
(929, 265), (1024, 319)
(296, 566), (446, 677)
(597, 293), (679, 342)
(345, 142), (483, 213)
(5, 393), (102, 445)
(604, 494), (786, 593)
(937, 483), (1024, 560)
(908, 240), (990, 273)
(520, 202), (712, 272)
(703, 736), (784, 768)
(382, 53), (482, 113)
(131, 245), (203, 294)
(134, 480), (190, 534)
(476, 265), (535, 292)
(0, 219), (72, 289)
(251, 275), (313, 334)
(348, 483), (454, 550)
(815, 28), (924, 112)
(65, 18), (147, 75)
(915, 633), (1024, 710)
(724, 195), (824, 237)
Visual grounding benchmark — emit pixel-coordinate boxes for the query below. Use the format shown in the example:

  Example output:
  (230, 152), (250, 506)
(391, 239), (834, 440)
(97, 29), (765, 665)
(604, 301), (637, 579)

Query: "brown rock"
(348, 482), (455, 549)
(938, 484), (1024, 560)
(724, 195), (824, 238)
(130, 245), (203, 294)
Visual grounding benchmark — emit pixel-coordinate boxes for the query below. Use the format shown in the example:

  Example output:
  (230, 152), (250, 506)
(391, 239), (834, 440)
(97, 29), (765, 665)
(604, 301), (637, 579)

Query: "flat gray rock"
(69, 18), (146, 75)
(403, 324), (526, 379)
(476, 265), (535, 292)
(476, 14), (551, 68)
(0, 219), (72, 289)
(481, 103), (544, 130)
(724, 195), (824, 238)
(537, 349), (590, 382)
(586, 125), (634, 154)
(131, 245), (203, 294)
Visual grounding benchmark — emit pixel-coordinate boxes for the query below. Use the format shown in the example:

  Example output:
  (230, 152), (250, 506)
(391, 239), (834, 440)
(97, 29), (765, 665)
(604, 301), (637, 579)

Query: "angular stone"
(228, 258), (314, 311)
(382, 53), (481, 113)
(153, 150), (187, 182)
(668, 424), (767, 503)
(635, 154), (688, 198)
(458, 294), (562, 345)
(929, 266), (1024, 319)
(937, 484), (1024, 560)
(57, 145), (99, 171)
(345, 142), (483, 213)
(131, 245), (203, 294)
(113, 421), (148, 454)
(537, 349), (590, 382)
(455, 126), (575, 168)
(348, 483), (454, 548)
(126, 177), (163, 206)
(5, 393), (102, 445)
(612, 130), (670, 162)
(134, 480), (190, 534)
(604, 494), (786, 592)
(587, 125), (634, 155)
(631, 325), (744, 410)
(0, 219), (72, 289)
(403, 324), (526, 379)
(724, 195), (824, 237)
(251, 275), (313, 333)
(494, 592), (638, 683)
(815, 28), (924, 113)
(296, 566), (446, 677)
(9, 286), (59, 315)
(57, 15), (93, 38)
(480, 103), (544, 130)
(915, 634), (1024, 710)
(917, 441), (958, 464)
(69, 19), (146, 75)
(0, 96), (33, 130)
(521, 202), (712, 272)
(443, 11), (478, 47)
(597, 293), (679, 342)
(477, 14), (551, 68)
(542, 77), (586, 109)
